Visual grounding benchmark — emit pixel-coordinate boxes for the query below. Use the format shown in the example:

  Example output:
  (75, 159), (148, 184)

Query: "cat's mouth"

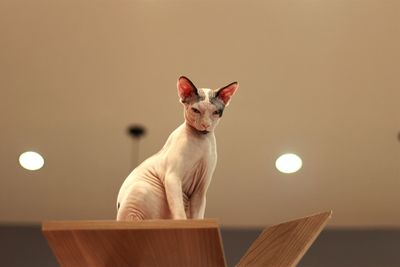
(187, 123), (210, 135)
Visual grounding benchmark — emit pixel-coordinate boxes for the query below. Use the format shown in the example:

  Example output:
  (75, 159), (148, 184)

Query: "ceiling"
(1, 0), (399, 227)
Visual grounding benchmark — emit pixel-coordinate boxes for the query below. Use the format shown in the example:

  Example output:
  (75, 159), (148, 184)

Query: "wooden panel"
(42, 219), (226, 267)
(237, 211), (332, 267)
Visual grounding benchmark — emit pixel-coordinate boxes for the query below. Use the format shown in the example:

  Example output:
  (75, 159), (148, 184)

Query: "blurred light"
(275, 153), (302, 174)
(19, 151), (44, 171)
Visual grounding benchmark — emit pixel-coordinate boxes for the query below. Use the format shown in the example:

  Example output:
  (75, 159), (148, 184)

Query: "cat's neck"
(183, 122), (214, 138)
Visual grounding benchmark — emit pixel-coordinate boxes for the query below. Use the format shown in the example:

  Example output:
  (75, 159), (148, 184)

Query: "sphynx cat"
(116, 76), (238, 220)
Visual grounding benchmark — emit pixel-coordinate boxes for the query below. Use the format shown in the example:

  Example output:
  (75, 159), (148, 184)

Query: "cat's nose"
(201, 123), (210, 129)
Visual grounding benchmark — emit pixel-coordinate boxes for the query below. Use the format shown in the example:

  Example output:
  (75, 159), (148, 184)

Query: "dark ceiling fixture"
(127, 125), (147, 168)
(127, 125), (146, 139)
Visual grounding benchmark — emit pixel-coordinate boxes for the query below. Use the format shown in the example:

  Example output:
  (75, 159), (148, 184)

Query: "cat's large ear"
(215, 81), (239, 106)
(177, 76), (198, 103)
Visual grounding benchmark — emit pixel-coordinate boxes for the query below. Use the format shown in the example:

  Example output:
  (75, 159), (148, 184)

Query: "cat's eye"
(191, 107), (201, 114)
(213, 110), (220, 115)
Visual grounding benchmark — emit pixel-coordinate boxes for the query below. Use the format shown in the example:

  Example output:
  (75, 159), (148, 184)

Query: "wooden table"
(43, 211), (331, 267)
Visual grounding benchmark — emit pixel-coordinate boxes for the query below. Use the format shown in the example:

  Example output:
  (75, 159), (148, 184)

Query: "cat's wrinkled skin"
(116, 76), (238, 220)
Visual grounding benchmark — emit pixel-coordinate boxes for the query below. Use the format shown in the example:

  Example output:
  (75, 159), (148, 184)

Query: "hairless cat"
(117, 76), (238, 220)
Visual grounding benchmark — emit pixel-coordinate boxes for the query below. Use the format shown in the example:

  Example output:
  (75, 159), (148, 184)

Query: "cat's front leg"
(189, 192), (206, 219)
(164, 173), (187, 219)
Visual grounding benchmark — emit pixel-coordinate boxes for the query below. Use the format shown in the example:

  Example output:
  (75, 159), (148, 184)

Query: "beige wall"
(1, 0), (399, 227)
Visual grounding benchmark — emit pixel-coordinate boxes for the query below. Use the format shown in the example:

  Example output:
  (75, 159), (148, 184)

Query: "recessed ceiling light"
(19, 151), (44, 171)
(275, 153), (302, 174)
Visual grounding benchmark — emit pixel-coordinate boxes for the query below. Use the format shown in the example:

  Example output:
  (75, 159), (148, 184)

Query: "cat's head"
(177, 76), (238, 134)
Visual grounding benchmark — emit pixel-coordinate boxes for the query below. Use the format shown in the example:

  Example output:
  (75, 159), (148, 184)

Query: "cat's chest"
(180, 142), (217, 176)
(161, 125), (217, 180)
(181, 156), (216, 195)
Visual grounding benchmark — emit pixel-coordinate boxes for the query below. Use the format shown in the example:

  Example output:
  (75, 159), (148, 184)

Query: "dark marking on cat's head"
(182, 94), (206, 105)
(182, 95), (200, 104)
(117, 202), (120, 210)
(209, 95), (225, 117)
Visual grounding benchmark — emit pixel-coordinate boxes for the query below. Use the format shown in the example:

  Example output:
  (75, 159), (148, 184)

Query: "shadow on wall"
(0, 225), (399, 267)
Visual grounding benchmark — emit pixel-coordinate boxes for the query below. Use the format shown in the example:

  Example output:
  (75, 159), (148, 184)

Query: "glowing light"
(275, 153), (302, 174)
(19, 151), (44, 171)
